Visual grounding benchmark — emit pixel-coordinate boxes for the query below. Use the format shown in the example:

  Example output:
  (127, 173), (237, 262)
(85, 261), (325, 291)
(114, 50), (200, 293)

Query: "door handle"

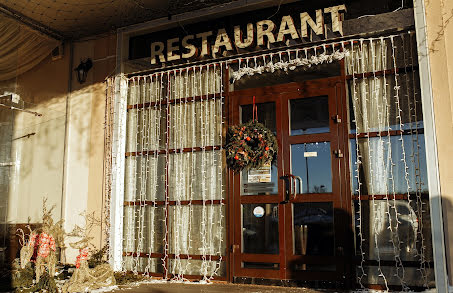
(280, 174), (302, 203)
(293, 176), (303, 200)
(280, 174), (293, 204)
(334, 149), (344, 158)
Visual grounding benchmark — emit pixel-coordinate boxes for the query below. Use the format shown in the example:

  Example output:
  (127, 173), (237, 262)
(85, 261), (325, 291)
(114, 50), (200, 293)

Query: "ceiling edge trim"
(117, 0), (298, 37)
(0, 3), (64, 41)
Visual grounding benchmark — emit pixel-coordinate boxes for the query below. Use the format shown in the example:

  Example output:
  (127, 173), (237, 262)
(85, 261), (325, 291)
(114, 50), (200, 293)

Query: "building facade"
(1, 0), (453, 291)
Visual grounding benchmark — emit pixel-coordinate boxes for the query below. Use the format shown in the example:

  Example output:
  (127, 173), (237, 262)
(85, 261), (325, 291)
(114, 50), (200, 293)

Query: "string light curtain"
(122, 63), (226, 281)
(230, 42), (349, 83)
(345, 32), (433, 289)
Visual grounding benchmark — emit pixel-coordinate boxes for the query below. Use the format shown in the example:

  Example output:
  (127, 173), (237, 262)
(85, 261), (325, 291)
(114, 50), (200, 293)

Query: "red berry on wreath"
(246, 137), (251, 141)
(265, 147), (269, 151)
(235, 155), (239, 160)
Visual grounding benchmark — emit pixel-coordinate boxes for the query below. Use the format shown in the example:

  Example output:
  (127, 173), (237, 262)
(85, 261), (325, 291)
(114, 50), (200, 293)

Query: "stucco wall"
(0, 47), (69, 225)
(63, 34), (116, 263)
(423, 0), (453, 285)
(0, 33), (116, 265)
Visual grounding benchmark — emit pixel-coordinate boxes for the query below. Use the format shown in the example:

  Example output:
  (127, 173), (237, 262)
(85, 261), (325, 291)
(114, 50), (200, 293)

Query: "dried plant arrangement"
(35, 199), (65, 283)
(13, 200), (119, 292)
(13, 198), (64, 292)
(62, 212), (115, 293)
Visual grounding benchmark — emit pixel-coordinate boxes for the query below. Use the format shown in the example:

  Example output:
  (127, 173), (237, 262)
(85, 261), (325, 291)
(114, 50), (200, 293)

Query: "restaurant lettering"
(150, 4), (346, 64)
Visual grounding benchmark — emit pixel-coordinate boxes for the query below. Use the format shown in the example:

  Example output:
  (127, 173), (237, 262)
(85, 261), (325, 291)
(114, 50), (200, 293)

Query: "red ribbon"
(252, 96), (258, 122)
(76, 247), (90, 268)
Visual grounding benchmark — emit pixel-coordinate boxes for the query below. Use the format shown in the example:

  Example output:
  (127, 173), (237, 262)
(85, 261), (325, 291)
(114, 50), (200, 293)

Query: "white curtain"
(0, 16), (60, 81)
(346, 34), (431, 288)
(123, 65), (225, 279)
(345, 36), (423, 196)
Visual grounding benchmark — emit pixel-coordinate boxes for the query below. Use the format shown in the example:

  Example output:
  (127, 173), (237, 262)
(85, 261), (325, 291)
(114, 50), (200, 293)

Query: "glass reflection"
(353, 200), (433, 262)
(242, 204), (279, 254)
(290, 96), (330, 135)
(241, 102), (276, 133)
(291, 142), (332, 194)
(293, 202), (334, 256)
(241, 102), (278, 195)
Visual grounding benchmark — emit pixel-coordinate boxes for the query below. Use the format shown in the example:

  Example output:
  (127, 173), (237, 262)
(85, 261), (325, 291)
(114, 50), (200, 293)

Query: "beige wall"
(423, 0), (453, 285)
(0, 33), (116, 264)
(0, 46), (69, 225)
(63, 34), (116, 263)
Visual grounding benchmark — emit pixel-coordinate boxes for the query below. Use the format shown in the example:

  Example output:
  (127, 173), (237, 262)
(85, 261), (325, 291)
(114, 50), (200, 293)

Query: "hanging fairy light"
(117, 62), (226, 280)
(104, 31), (431, 290)
(230, 43), (349, 83)
(407, 32), (429, 286)
(345, 32), (429, 290)
(349, 39), (367, 289)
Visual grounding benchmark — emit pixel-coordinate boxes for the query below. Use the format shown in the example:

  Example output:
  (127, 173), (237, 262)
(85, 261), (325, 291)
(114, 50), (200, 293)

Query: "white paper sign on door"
(304, 151), (318, 157)
(248, 162), (272, 183)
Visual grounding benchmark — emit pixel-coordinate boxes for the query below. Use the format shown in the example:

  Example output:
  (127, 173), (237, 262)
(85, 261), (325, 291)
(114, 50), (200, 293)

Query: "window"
(122, 65), (226, 279)
(346, 33), (434, 288)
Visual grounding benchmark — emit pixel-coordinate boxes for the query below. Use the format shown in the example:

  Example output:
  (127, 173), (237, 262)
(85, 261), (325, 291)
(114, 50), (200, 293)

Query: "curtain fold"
(346, 39), (393, 195)
(0, 16), (59, 81)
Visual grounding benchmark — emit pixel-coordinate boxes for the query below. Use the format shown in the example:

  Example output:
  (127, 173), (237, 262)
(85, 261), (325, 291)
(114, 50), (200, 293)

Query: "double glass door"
(230, 78), (351, 281)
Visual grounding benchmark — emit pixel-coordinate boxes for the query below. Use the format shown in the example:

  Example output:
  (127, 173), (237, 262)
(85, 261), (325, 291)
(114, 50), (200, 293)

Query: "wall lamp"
(75, 58), (93, 84)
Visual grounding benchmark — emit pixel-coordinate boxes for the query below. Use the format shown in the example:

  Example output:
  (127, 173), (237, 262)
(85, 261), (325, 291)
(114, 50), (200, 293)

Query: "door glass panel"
(291, 142), (332, 194)
(241, 102), (276, 133)
(241, 164), (278, 195)
(293, 202), (334, 256)
(241, 102), (278, 195)
(290, 96), (330, 136)
(242, 204), (279, 254)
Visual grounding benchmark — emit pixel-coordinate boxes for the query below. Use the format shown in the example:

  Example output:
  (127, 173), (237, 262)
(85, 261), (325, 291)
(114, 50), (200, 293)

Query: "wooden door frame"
(227, 76), (353, 283)
(231, 92), (285, 280)
(281, 80), (351, 281)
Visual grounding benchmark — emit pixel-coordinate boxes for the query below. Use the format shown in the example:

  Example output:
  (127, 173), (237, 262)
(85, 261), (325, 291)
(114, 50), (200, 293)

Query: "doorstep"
(109, 282), (342, 293)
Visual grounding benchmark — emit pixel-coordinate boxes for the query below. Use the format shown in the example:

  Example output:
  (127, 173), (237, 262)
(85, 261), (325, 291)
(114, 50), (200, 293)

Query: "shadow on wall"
(0, 80), (108, 269)
(66, 82), (106, 161)
(441, 196), (453, 286)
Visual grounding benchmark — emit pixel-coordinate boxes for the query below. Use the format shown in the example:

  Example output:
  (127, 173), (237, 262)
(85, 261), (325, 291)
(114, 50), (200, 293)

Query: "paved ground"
(110, 282), (339, 293)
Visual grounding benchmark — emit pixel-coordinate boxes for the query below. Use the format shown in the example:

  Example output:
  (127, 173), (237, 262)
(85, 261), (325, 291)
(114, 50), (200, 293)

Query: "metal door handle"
(280, 174), (294, 203)
(281, 174), (303, 202)
(293, 176), (303, 200)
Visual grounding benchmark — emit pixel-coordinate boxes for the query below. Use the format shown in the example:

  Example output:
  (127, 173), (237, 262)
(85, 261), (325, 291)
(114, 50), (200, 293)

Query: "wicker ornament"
(15, 198), (65, 288)
(62, 259), (115, 293)
(17, 226), (37, 270)
(226, 120), (277, 172)
(62, 213), (115, 293)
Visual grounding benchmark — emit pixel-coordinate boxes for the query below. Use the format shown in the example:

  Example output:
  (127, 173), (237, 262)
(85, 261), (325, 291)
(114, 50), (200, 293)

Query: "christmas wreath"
(226, 120), (278, 172)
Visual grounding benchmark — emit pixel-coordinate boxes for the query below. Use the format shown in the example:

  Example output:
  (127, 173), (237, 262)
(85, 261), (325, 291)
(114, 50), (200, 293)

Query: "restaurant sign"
(129, 4), (346, 65)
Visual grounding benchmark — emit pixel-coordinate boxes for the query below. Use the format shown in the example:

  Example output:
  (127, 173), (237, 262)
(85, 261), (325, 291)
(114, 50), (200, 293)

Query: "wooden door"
(229, 77), (352, 282)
